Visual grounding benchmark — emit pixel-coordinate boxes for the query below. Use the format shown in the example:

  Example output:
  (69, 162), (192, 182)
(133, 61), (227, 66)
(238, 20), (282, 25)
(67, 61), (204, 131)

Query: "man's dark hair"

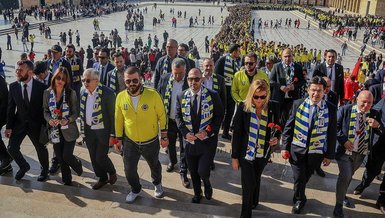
(326, 49), (337, 55)
(245, 52), (258, 60)
(66, 44), (76, 51)
(17, 60), (34, 70)
(179, 43), (189, 51)
(33, 61), (47, 75)
(229, 43), (240, 53)
(100, 47), (110, 57)
(125, 66), (141, 76)
(309, 76), (327, 89)
(113, 52), (123, 59)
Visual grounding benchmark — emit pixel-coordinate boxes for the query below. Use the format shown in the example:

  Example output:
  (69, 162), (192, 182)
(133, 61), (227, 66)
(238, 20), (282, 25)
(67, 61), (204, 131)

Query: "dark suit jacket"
(369, 83), (384, 105)
(213, 55), (243, 78)
(0, 76), (8, 126)
(375, 69), (385, 83)
(93, 62), (115, 86)
(313, 62), (344, 103)
(175, 88), (224, 148)
(6, 79), (47, 132)
(157, 73), (189, 98)
(371, 98), (385, 153)
(282, 98), (337, 162)
(336, 104), (384, 159)
(231, 101), (281, 160)
(80, 86), (116, 137)
(326, 90), (338, 107)
(269, 62), (304, 103)
(154, 55), (191, 88)
(211, 74), (226, 108)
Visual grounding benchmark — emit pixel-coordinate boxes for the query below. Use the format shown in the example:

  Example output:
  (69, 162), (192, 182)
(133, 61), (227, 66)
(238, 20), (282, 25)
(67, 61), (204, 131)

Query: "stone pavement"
(0, 2), (384, 217)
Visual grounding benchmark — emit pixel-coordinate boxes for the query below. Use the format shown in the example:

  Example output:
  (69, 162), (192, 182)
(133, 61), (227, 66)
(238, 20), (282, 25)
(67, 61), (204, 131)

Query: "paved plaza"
(0, 2), (384, 217)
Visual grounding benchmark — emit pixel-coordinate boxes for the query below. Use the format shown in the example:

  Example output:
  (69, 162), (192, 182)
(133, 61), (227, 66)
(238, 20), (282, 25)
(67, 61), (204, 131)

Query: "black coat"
(154, 55), (191, 88)
(371, 98), (385, 153)
(336, 103), (384, 159)
(282, 98), (337, 162)
(231, 101), (281, 160)
(313, 62), (344, 103)
(6, 79), (47, 131)
(93, 62), (115, 86)
(0, 76), (8, 126)
(157, 73), (189, 98)
(369, 83), (384, 105)
(214, 55), (242, 78)
(269, 62), (304, 103)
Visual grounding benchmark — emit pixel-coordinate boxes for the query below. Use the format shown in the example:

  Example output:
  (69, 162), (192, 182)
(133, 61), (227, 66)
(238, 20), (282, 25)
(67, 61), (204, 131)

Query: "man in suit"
(65, 44), (84, 103)
(281, 76), (337, 214)
(106, 52), (127, 95)
(214, 43), (242, 140)
(80, 68), (117, 190)
(0, 75), (13, 175)
(5, 60), (49, 181)
(368, 75), (385, 105)
(157, 58), (190, 188)
(202, 58), (226, 170)
(153, 39), (190, 88)
(175, 68), (224, 203)
(269, 48), (305, 126)
(333, 91), (382, 217)
(313, 49), (344, 105)
(93, 47), (115, 86)
(32, 61), (59, 174)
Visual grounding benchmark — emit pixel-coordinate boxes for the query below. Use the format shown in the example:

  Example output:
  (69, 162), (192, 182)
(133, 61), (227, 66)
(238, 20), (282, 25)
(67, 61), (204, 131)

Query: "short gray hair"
(172, 58), (186, 69)
(83, 68), (100, 80)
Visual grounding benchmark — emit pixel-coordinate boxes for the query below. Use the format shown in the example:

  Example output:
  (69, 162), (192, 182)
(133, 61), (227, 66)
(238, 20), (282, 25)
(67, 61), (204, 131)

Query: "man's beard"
(18, 74), (29, 82)
(127, 83), (141, 95)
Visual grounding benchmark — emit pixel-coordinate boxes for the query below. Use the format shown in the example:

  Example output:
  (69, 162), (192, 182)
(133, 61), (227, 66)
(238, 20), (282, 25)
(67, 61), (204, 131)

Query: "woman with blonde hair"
(231, 79), (281, 218)
(43, 67), (83, 185)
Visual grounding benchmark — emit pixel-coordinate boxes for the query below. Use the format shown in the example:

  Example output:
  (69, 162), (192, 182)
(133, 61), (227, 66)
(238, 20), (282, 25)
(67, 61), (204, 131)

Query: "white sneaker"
(125, 191), (140, 203)
(154, 184), (164, 198)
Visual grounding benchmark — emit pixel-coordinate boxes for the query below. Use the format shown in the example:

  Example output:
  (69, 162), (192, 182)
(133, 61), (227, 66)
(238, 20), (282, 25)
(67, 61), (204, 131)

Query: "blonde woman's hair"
(243, 79), (270, 112)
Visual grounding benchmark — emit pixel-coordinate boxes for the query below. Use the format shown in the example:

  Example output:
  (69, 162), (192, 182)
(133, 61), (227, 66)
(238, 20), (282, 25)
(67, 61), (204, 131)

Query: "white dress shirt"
(203, 75), (213, 90)
(85, 89), (98, 126)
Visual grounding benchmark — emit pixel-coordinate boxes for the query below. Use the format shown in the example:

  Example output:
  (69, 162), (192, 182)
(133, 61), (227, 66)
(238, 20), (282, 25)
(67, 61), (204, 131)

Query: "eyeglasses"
(81, 78), (96, 83)
(187, 77), (201, 82)
(245, 62), (256, 66)
(253, 95), (267, 100)
(125, 79), (139, 84)
(98, 56), (107, 59)
(55, 76), (66, 82)
(266, 62), (273, 65)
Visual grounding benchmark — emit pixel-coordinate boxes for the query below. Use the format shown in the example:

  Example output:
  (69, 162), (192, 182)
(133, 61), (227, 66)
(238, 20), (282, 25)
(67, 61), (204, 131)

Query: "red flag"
(351, 56), (362, 79)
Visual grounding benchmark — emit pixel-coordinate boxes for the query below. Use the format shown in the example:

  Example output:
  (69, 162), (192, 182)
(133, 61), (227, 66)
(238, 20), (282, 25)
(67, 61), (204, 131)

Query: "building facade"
(328, 0), (385, 16)
(20, 0), (81, 8)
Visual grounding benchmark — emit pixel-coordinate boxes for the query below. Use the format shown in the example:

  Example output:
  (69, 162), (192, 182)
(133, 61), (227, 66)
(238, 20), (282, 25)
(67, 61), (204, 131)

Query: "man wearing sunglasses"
(175, 68), (224, 204)
(4, 60), (49, 181)
(157, 58), (190, 187)
(232, 53), (269, 105)
(115, 66), (168, 204)
(281, 76), (337, 214)
(93, 47), (114, 86)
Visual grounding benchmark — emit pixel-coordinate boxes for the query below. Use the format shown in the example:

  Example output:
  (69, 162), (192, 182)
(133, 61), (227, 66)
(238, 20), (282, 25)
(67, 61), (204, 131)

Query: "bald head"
(357, 90), (373, 113)
(282, 48), (293, 65)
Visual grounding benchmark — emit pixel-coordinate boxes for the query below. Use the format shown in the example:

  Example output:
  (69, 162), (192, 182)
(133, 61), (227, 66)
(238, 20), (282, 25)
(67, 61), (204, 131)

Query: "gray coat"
(43, 88), (79, 142)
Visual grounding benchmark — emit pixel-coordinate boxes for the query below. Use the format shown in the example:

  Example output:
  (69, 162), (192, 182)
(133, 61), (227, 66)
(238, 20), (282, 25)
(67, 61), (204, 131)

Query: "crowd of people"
(1, 2), (385, 218)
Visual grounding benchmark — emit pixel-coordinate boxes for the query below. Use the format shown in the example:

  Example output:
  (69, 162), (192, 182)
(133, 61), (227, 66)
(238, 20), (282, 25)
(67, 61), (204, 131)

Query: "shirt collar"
(21, 78), (33, 87)
(309, 99), (322, 108)
(327, 63), (334, 68)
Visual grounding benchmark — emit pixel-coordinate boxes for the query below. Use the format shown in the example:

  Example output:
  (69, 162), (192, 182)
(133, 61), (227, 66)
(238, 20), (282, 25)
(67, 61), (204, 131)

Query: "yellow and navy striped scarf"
(347, 105), (369, 144)
(224, 55), (240, 86)
(162, 58), (169, 75)
(48, 59), (63, 74)
(48, 89), (70, 143)
(79, 85), (104, 137)
(163, 75), (174, 116)
(292, 98), (329, 154)
(245, 108), (268, 161)
(212, 73), (219, 91)
(181, 87), (213, 133)
(109, 67), (127, 92)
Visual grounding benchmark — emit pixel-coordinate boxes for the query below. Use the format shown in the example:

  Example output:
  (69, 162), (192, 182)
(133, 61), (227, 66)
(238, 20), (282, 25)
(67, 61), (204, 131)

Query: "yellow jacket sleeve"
(115, 92), (124, 138)
(155, 91), (167, 132)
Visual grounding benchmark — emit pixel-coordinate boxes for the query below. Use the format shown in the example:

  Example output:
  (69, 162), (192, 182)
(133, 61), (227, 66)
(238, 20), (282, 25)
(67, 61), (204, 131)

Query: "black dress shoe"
(343, 197), (355, 208)
(291, 200), (305, 214)
(49, 162), (60, 174)
(37, 170), (49, 182)
(92, 180), (109, 190)
(353, 185), (364, 195)
(166, 163), (175, 172)
(64, 181), (73, 186)
(333, 203), (344, 218)
(376, 201), (385, 214)
(192, 195), (202, 203)
(0, 165), (13, 175)
(221, 133), (232, 140)
(204, 185), (213, 200)
(180, 174), (190, 188)
(316, 168), (326, 177)
(15, 165), (31, 181)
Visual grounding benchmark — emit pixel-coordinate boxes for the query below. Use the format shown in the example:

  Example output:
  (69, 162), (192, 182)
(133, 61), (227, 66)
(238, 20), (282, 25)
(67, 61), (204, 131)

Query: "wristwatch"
(161, 137), (168, 140)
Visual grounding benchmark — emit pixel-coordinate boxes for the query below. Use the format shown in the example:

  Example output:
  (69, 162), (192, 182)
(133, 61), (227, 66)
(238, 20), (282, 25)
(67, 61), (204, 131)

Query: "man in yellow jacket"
(232, 53), (269, 104)
(115, 66), (168, 204)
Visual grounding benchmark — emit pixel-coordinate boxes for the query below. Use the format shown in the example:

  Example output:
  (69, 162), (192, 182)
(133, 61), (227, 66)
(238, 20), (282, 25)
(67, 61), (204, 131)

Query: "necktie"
(327, 65), (332, 79)
(101, 66), (105, 83)
(357, 113), (367, 154)
(23, 84), (29, 108)
(308, 105), (318, 139)
(192, 94), (198, 115)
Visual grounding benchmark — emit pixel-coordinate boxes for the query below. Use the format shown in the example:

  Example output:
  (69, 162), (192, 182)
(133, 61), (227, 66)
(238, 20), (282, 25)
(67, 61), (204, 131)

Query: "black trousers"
(167, 119), (187, 174)
(240, 157), (268, 218)
(357, 149), (385, 193)
(53, 132), (82, 184)
(290, 155), (323, 203)
(280, 98), (294, 127)
(123, 137), (162, 194)
(185, 141), (215, 196)
(85, 126), (116, 181)
(223, 86), (235, 134)
(7, 124), (49, 171)
(0, 133), (12, 161)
